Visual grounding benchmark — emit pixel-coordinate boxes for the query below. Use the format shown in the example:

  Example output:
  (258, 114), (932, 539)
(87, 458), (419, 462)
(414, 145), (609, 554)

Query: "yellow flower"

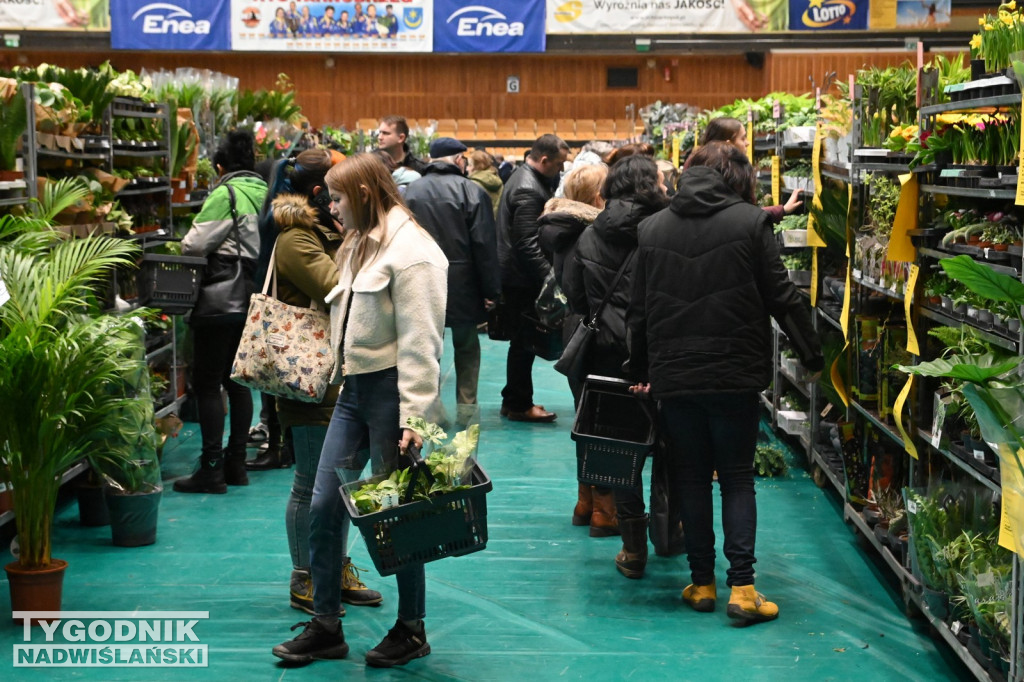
(971, 34), (983, 50)
(985, 23), (994, 30)
(1000, 11), (1014, 26)
(1005, 0), (1016, 10)
(980, 15), (987, 25)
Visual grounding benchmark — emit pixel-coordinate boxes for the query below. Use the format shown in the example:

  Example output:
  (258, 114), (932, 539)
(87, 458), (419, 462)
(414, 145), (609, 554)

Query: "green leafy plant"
(0, 83), (27, 172)
(350, 419), (480, 514)
(753, 443), (788, 477)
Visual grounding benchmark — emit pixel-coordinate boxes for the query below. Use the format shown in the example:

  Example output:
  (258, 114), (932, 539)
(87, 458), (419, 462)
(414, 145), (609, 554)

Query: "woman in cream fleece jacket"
(273, 154), (448, 669)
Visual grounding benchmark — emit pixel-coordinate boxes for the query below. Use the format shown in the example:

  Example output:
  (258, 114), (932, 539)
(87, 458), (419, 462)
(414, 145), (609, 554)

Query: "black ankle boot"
(245, 443), (292, 471)
(223, 451), (249, 486)
(173, 454), (227, 494)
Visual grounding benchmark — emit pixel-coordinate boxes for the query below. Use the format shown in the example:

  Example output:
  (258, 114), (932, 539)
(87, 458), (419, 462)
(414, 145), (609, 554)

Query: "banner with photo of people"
(0, 0), (109, 30)
(230, 0), (432, 52)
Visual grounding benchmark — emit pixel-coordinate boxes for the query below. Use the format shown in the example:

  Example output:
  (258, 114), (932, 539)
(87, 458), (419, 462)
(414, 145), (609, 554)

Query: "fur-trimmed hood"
(272, 193), (319, 231)
(541, 197), (602, 222)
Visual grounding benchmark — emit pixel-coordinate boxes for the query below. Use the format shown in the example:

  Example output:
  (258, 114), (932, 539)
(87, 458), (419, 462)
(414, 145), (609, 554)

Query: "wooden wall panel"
(1, 49), (958, 129)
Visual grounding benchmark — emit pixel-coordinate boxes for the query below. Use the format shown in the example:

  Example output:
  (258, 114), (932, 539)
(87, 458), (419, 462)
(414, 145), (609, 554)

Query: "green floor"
(2, 336), (969, 681)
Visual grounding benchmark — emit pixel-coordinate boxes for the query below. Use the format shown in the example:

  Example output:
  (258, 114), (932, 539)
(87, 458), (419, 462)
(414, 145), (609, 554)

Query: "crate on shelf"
(778, 410), (810, 438)
(571, 376), (655, 489)
(136, 253), (206, 315)
(341, 460), (492, 577)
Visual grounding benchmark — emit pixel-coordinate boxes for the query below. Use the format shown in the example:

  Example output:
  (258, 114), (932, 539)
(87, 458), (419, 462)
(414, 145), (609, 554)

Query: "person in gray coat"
(404, 137), (501, 425)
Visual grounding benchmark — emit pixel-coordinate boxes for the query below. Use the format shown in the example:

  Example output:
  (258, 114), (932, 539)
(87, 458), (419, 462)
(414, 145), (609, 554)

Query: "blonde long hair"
(325, 153), (413, 274)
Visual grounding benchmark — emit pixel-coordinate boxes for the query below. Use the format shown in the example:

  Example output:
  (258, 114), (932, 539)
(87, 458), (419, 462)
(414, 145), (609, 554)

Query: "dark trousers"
(659, 392), (760, 587)
(259, 392), (282, 445)
(501, 286), (540, 412)
(190, 322), (253, 461)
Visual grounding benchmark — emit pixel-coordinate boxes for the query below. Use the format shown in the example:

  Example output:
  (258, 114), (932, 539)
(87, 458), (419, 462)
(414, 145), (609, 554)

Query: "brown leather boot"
(572, 484), (593, 526)
(615, 515), (649, 579)
(589, 487), (620, 537)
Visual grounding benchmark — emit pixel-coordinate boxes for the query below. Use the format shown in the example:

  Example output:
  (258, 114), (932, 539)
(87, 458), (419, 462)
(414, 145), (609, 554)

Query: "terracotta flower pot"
(5, 559), (68, 624)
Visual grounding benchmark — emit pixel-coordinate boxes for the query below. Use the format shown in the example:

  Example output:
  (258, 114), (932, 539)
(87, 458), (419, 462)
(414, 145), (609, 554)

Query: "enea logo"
(404, 7), (424, 29)
(553, 1), (583, 23)
(447, 6), (523, 37)
(800, 0), (857, 28)
(131, 2), (210, 34)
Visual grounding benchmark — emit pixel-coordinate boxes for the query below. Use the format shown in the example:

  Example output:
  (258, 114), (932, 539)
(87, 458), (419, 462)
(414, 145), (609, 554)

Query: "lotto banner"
(230, 0), (432, 52)
(0, 0), (109, 30)
(546, 0), (933, 33)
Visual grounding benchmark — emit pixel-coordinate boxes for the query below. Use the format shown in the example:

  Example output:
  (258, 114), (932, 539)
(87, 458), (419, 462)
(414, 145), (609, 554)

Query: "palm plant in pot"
(87, 319), (164, 547)
(0, 209), (142, 621)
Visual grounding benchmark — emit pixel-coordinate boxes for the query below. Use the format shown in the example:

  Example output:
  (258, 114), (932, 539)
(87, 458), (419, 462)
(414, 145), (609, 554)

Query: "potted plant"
(0, 78), (27, 181)
(0, 208), (144, 621)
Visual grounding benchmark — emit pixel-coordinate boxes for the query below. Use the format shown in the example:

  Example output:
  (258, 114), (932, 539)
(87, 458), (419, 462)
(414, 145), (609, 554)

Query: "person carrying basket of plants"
(272, 153), (448, 667)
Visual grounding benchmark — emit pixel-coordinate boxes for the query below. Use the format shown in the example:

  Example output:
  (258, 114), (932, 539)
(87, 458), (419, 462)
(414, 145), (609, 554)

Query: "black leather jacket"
(497, 163), (554, 292)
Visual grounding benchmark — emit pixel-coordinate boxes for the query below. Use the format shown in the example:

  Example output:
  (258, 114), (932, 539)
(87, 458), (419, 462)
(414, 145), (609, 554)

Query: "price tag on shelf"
(907, 498), (918, 515)
(771, 156), (781, 205)
(930, 391), (950, 450)
(773, 100), (781, 119)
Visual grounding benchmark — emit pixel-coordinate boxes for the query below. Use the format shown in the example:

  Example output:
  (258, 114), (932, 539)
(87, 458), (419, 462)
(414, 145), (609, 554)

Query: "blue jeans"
(308, 368), (426, 621)
(287, 425), (327, 570)
(659, 392), (760, 587)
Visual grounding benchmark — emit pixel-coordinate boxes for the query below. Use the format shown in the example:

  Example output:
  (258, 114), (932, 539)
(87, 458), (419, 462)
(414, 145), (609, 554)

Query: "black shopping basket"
(136, 253), (206, 315)
(571, 375), (656, 489)
(341, 447), (492, 577)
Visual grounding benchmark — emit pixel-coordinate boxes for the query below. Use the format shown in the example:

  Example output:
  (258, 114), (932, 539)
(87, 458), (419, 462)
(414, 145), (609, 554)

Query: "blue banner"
(111, 0), (231, 50)
(788, 0), (868, 30)
(433, 0), (545, 53)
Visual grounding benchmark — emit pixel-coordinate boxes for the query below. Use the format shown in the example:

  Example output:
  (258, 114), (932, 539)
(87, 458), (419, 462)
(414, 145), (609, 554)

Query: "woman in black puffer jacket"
(563, 155), (669, 577)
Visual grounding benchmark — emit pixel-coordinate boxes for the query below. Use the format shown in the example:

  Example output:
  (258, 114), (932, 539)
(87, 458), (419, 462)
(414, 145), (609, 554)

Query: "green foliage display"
(350, 420), (480, 515)
(753, 444), (788, 477)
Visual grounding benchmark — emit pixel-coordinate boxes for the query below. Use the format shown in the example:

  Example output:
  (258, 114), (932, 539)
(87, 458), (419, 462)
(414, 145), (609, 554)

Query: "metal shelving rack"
(771, 72), (1024, 681)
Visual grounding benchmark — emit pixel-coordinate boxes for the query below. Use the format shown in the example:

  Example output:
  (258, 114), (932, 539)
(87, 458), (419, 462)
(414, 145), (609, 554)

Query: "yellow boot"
(727, 585), (778, 625)
(681, 582), (717, 612)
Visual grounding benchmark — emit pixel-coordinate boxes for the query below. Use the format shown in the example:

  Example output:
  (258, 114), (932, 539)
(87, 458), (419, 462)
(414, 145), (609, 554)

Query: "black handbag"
(486, 296), (514, 342)
(520, 312), (564, 361)
(553, 252), (634, 380)
(190, 184), (255, 323)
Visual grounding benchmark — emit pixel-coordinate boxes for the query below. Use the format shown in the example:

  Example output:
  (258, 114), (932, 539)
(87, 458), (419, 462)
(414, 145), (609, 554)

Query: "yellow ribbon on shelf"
(1017, 92), (1024, 206)
(829, 185), (855, 409)
(747, 115), (755, 164)
(887, 173), (918, 263)
(810, 248), (819, 307)
(903, 264), (920, 356)
(771, 155), (781, 206)
(893, 375), (918, 459)
(811, 121), (823, 192)
(997, 445), (1024, 555)
(672, 134), (681, 169)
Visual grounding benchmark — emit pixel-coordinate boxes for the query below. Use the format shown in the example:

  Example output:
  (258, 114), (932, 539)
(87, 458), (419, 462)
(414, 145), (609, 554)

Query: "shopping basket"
(341, 446), (492, 577)
(136, 253), (206, 315)
(571, 375), (656, 489)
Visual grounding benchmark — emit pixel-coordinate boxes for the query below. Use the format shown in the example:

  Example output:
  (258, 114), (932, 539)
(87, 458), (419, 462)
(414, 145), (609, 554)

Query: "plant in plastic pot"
(0, 78), (27, 179)
(0, 210), (142, 622)
(86, 320), (164, 548)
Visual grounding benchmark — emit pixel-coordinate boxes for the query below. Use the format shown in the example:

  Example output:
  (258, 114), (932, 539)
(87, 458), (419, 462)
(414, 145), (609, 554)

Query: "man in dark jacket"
(404, 137), (501, 425)
(495, 134), (570, 422)
(377, 115), (428, 174)
(626, 142), (822, 625)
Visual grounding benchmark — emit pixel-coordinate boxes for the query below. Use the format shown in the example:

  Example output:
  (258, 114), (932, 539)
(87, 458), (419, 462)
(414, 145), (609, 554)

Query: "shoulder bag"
(553, 251), (635, 381)
(230, 240), (336, 403)
(190, 184), (255, 323)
